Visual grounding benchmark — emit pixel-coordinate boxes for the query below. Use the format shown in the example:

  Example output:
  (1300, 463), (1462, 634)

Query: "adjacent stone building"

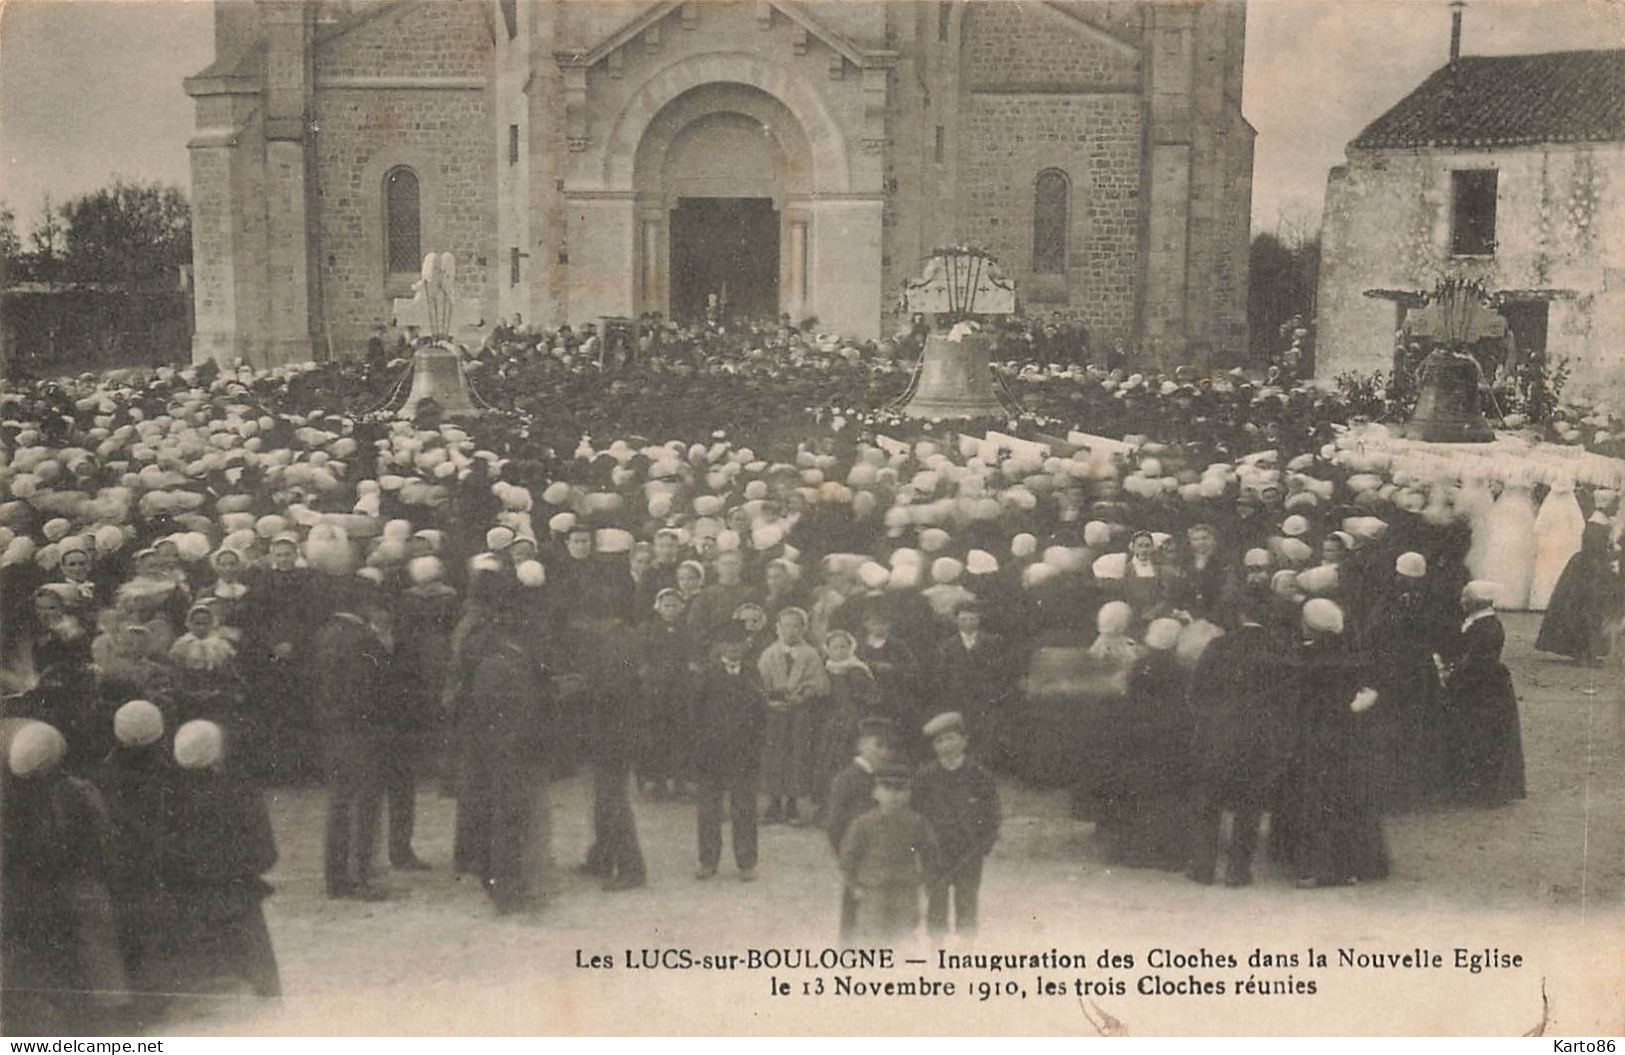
(1316, 37), (1625, 397)
(186, 0), (1253, 367)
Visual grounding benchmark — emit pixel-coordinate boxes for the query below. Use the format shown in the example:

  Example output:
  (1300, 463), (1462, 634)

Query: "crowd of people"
(3, 320), (1623, 1033)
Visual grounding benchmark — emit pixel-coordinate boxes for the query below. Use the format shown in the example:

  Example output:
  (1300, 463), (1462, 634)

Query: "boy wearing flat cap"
(837, 763), (938, 944)
(825, 715), (896, 939)
(913, 712), (1000, 940)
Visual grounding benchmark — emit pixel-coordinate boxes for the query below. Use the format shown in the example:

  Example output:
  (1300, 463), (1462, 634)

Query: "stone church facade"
(185, 0), (1252, 367)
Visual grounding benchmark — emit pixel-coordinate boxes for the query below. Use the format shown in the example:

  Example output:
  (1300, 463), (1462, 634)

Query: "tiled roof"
(1351, 49), (1624, 150)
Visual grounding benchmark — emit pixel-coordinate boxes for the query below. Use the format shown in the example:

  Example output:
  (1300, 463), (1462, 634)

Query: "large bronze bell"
(900, 332), (1007, 420)
(402, 344), (478, 417)
(1397, 348), (1494, 442)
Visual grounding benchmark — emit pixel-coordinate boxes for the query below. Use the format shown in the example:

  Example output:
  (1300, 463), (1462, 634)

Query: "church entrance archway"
(631, 83), (815, 325)
(669, 197), (781, 323)
(569, 53), (881, 338)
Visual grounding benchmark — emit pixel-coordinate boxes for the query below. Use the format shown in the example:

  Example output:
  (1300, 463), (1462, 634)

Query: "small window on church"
(1033, 169), (1069, 274)
(510, 247), (520, 287)
(1451, 169), (1498, 256)
(384, 167), (421, 276)
(500, 0), (517, 39)
(509, 125), (520, 165)
(938, 2), (951, 42)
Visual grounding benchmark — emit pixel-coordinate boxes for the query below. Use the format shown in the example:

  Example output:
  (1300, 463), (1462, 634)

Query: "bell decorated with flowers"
(895, 246), (1018, 420)
(1396, 277), (1498, 443)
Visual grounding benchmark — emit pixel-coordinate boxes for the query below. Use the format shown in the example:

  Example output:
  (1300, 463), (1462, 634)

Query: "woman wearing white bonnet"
(1, 717), (130, 1032)
(1438, 580), (1526, 807)
(1284, 597), (1390, 889)
(113, 699), (165, 748)
(166, 718), (283, 998)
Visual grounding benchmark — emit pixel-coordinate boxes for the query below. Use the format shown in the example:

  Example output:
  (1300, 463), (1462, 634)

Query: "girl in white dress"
(1481, 474), (1539, 610)
(1529, 476), (1585, 611)
(1459, 475), (1497, 581)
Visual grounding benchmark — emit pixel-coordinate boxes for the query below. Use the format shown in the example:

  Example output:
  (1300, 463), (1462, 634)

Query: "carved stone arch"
(631, 82), (816, 206)
(592, 51), (852, 194)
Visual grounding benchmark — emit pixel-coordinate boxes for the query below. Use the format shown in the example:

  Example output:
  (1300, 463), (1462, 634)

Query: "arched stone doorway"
(563, 52), (882, 339)
(633, 84), (814, 323)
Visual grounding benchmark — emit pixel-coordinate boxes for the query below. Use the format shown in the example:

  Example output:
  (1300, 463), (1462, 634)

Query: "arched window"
(1032, 169), (1070, 275)
(384, 167), (421, 275)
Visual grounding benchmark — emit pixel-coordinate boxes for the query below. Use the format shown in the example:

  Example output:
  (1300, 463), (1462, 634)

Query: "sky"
(1, 0), (1622, 241)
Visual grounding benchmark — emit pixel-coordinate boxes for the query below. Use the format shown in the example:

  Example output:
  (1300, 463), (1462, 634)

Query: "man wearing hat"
(913, 712), (1000, 940)
(690, 624), (766, 881)
(310, 581), (398, 900)
(825, 715), (896, 939)
(837, 762), (938, 944)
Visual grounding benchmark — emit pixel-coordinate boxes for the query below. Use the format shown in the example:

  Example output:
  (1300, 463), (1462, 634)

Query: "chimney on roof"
(1449, 0), (1465, 64)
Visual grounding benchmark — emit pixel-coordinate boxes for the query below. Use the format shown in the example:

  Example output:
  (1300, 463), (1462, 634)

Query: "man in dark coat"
(856, 607), (921, 748)
(242, 535), (322, 781)
(577, 616), (647, 891)
(454, 608), (554, 913)
(912, 712), (1000, 939)
(690, 626), (766, 880)
(393, 565), (460, 865)
(1186, 608), (1284, 886)
(932, 602), (1010, 761)
(310, 581), (396, 899)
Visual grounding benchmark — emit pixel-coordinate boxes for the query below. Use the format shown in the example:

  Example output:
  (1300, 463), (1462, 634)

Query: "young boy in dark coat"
(838, 764), (939, 945)
(824, 716), (896, 941)
(690, 625), (766, 881)
(913, 712), (1000, 940)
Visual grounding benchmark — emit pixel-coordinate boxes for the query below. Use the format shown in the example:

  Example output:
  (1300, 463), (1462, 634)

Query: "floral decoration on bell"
(900, 245), (1018, 322)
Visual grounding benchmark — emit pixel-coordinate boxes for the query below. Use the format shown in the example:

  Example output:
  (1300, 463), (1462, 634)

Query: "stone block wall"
(315, 1), (492, 78)
(962, 1), (1138, 89)
(956, 92), (1143, 342)
(1179, 1), (1252, 364)
(310, 1), (495, 346)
